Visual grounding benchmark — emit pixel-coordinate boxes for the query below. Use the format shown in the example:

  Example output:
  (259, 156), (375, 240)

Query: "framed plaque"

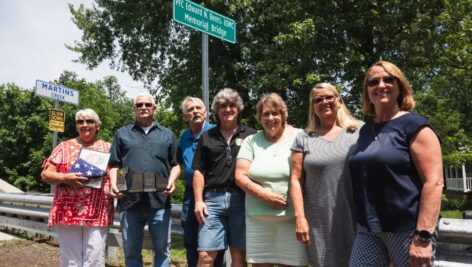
(143, 172), (156, 192)
(116, 167), (128, 192)
(155, 175), (168, 192)
(128, 172), (144, 193)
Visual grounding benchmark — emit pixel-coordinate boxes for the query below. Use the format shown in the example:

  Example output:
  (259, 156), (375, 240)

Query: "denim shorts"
(198, 189), (246, 251)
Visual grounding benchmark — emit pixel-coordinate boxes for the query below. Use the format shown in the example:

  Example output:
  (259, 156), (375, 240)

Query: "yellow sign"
(49, 108), (65, 132)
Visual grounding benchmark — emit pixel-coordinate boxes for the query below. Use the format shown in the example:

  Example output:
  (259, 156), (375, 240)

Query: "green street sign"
(173, 0), (236, 43)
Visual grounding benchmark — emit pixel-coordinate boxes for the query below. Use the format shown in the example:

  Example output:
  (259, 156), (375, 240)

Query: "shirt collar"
(132, 121), (160, 131)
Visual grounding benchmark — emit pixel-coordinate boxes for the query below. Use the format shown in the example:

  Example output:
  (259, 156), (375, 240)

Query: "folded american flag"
(69, 158), (106, 179)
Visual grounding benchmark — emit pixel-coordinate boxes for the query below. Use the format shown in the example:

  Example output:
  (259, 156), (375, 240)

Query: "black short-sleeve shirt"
(109, 121), (178, 211)
(192, 125), (256, 189)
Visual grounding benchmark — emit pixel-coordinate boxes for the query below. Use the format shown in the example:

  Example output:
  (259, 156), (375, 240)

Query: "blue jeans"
(198, 189), (246, 251)
(181, 187), (225, 267)
(120, 207), (171, 267)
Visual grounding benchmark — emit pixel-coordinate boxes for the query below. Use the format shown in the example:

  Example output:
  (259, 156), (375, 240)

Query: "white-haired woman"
(290, 83), (362, 266)
(41, 108), (113, 267)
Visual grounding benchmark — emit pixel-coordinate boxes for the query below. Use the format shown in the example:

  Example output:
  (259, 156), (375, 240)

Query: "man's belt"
(116, 167), (168, 193)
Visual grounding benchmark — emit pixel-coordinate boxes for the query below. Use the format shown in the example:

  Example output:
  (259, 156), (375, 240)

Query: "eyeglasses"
(313, 95), (336, 104)
(135, 102), (153, 108)
(262, 111), (281, 118)
(225, 146), (232, 167)
(367, 76), (396, 87)
(76, 119), (95, 125)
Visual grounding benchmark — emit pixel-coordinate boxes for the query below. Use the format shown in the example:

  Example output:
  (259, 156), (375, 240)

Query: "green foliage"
(0, 84), (51, 191)
(414, 90), (472, 160)
(171, 179), (185, 204)
(68, 0), (472, 157)
(0, 72), (135, 192)
(440, 210), (463, 219)
(154, 100), (186, 137)
(3, 0), (472, 192)
(441, 194), (472, 211)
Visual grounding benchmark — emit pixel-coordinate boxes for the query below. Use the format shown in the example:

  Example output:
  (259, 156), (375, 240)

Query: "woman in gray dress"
(290, 82), (361, 266)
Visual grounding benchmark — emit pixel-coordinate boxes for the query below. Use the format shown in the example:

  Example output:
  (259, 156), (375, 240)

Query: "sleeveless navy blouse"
(348, 112), (436, 232)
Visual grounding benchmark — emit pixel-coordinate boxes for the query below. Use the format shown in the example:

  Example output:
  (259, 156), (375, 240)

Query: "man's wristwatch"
(414, 229), (435, 242)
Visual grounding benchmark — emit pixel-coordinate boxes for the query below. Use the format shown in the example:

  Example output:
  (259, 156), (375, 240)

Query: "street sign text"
(35, 80), (79, 105)
(173, 0), (236, 43)
(49, 108), (65, 132)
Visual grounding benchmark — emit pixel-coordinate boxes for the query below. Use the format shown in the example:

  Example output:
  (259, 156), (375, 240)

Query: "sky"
(0, 0), (146, 99)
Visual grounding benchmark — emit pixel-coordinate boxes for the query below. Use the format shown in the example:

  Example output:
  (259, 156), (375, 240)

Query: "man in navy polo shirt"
(109, 92), (181, 267)
(177, 96), (225, 267)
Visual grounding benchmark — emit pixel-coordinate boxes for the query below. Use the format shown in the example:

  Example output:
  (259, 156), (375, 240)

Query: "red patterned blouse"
(43, 139), (114, 227)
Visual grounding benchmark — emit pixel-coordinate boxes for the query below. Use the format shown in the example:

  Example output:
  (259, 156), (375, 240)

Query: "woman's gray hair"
(75, 108), (102, 126)
(211, 88), (244, 114)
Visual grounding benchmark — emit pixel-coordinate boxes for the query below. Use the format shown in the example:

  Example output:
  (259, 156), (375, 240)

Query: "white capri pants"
(56, 224), (108, 267)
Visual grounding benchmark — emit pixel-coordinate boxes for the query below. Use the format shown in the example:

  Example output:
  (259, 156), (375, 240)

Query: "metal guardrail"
(435, 218), (472, 267)
(1, 193), (472, 266)
(0, 192), (183, 260)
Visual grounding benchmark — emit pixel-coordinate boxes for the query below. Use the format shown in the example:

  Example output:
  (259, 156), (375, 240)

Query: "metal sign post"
(35, 80), (79, 193)
(173, 0), (236, 117)
(202, 33), (209, 119)
(52, 101), (59, 150)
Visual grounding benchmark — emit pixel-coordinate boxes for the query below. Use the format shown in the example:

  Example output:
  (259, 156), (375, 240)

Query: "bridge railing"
(0, 192), (182, 260)
(1, 193), (471, 266)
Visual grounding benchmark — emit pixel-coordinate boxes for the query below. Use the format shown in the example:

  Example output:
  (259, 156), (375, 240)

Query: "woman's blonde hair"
(306, 83), (358, 134)
(362, 60), (416, 117)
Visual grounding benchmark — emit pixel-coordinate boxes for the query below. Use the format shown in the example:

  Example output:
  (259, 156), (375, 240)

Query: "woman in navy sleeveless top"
(348, 61), (443, 267)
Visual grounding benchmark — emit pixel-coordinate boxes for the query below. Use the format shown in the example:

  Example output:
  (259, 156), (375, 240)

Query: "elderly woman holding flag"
(41, 108), (114, 267)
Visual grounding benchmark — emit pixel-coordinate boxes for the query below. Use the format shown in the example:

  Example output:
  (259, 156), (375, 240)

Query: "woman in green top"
(235, 93), (308, 267)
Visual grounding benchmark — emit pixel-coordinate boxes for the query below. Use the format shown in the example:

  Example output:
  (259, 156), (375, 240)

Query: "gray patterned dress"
(291, 128), (359, 267)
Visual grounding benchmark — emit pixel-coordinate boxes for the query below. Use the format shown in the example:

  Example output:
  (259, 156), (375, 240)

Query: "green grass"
(170, 235), (186, 262)
(441, 210), (463, 219)
(106, 235), (187, 267)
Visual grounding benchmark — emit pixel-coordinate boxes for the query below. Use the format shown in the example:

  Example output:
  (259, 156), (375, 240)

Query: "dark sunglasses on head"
(225, 146), (232, 167)
(76, 119), (95, 125)
(314, 95), (336, 104)
(135, 102), (153, 108)
(367, 76), (396, 87)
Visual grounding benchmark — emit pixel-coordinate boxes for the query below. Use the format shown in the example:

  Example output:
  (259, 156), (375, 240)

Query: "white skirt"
(246, 215), (308, 266)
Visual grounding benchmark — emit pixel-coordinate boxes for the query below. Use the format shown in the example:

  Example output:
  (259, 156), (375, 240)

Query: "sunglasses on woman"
(76, 119), (95, 125)
(367, 76), (396, 87)
(313, 95), (336, 104)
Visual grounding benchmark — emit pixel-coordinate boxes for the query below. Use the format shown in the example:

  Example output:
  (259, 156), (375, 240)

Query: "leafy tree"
(0, 84), (51, 191)
(0, 72), (135, 192)
(68, 0), (471, 159)
(96, 75), (136, 132)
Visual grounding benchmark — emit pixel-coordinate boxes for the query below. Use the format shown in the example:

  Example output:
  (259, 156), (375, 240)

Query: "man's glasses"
(313, 95), (336, 104)
(135, 102), (153, 108)
(367, 76), (396, 87)
(225, 146), (232, 167)
(76, 119), (95, 125)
